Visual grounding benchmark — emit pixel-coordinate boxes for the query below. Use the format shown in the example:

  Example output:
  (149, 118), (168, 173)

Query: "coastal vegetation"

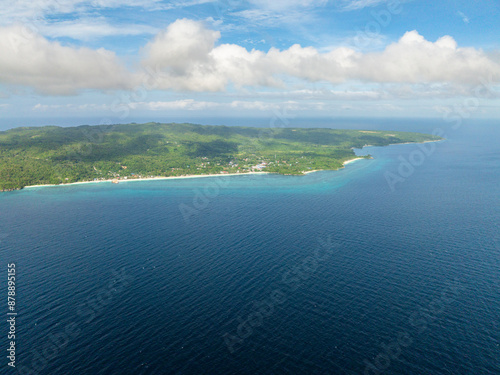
(0, 122), (442, 190)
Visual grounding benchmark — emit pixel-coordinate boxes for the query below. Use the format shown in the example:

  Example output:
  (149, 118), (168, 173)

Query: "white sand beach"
(22, 140), (440, 189)
(342, 157), (364, 165)
(23, 171), (271, 189)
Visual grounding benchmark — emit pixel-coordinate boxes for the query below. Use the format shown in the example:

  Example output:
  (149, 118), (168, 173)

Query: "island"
(0, 122), (442, 191)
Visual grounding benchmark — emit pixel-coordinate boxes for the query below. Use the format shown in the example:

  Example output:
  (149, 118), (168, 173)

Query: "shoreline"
(342, 157), (364, 165)
(23, 172), (271, 189)
(302, 157), (365, 175)
(387, 139), (443, 146)
(20, 140), (441, 190)
(24, 160), (365, 188)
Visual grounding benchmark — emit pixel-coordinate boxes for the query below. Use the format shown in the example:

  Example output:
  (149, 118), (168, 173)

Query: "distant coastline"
(0, 121), (443, 192)
(23, 157), (370, 189)
(20, 140), (441, 190)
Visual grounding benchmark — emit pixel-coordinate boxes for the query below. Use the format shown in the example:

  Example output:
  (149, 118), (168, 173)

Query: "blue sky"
(0, 0), (499, 127)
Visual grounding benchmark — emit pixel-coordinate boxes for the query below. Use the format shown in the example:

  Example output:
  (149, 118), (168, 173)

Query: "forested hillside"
(0, 122), (441, 190)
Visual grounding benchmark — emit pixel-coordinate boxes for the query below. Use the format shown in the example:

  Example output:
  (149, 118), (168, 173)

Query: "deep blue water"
(0, 120), (499, 375)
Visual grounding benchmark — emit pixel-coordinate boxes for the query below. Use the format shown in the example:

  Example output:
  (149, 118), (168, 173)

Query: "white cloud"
(229, 0), (328, 27)
(0, 1), (87, 28)
(89, 0), (164, 8)
(457, 11), (470, 24)
(141, 22), (500, 92)
(131, 99), (220, 111)
(2, 20), (500, 98)
(354, 31), (500, 85)
(0, 0), (210, 39)
(140, 19), (226, 91)
(230, 100), (282, 111)
(112, 99), (319, 112)
(341, 0), (394, 11)
(0, 25), (132, 95)
(248, 0), (327, 11)
(231, 9), (314, 28)
(0, 0), (212, 22)
(32, 103), (110, 111)
(0, 0), (164, 21)
(288, 89), (385, 100)
(38, 18), (158, 41)
(335, 33), (388, 51)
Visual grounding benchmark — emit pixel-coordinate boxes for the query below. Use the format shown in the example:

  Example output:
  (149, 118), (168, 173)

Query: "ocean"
(0, 119), (498, 375)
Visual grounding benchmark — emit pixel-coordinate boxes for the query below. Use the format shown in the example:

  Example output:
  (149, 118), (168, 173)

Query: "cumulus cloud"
(140, 21), (500, 92)
(354, 31), (500, 85)
(140, 19), (279, 91)
(140, 19), (357, 91)
(141, 19), (223, 91)
(0, 25), (132, 95)
(2, 20), (500, 96)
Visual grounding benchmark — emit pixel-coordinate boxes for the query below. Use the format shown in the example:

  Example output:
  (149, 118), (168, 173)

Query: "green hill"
(0, 122), (442, 191)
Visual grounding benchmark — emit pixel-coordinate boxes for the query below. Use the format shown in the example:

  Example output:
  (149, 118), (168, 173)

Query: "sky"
(0, 0), (500, 127)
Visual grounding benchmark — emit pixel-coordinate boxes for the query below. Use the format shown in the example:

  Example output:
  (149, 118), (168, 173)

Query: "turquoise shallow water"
(0, 120), (499, 375)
